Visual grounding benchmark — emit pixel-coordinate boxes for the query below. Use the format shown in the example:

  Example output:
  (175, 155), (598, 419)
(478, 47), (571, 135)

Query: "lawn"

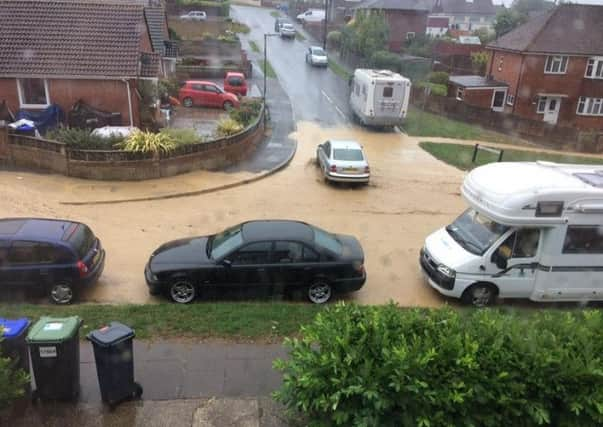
(249, 40), (260, 53)
(295, 32), (306, 42)
(419, 141), (603, 171)
(0, 303), (322, 341)
(260, 59), (277, 78)
(328, 58), (352, 81)
(270, 10), (280, 17)
(404, 107), (523, 145)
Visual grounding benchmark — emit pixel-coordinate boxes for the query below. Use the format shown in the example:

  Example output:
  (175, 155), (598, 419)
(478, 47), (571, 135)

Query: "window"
(585, 57), (603, 79)
(333, 148), (364, 161)
(506, 94), (515, 106)
(496, 229), (540, 260)
(456, 87), (464, 100)
(544, 55), (568, 74)
(576, 97), (603, 116)
(563, 226), (603, 254)
(383, 87), (393, 98)
(537, 97), (547, 113)
(17, 78), (49, 107)
(406, 32), (415, 40)
(230, 242), (272, 265)
(273, 241), (303, 263)
(302, 246), (320, 262)
(64, 223), (95, 258)
(312, 226), (342, 255)
(7, 241), (58, 264)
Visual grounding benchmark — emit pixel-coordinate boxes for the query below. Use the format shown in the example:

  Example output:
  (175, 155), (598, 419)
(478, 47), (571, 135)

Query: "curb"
(60, 134), (297, 206)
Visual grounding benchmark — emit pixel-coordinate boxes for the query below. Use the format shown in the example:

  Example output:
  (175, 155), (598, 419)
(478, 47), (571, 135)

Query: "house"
(487, 4), (603, 129)
(426, 16), (449, 37)
(430, 0), (499, 33)
(356, 0), (431, 52)
(0, 0), (161, 128)
(447, 75), (508, 110)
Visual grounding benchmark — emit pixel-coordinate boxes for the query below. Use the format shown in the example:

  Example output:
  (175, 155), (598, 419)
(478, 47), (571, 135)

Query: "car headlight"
(437, 264), (456, 278)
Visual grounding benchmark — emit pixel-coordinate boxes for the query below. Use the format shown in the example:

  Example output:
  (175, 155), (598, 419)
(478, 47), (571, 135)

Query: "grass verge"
(328, 58), (352, 81)
(295, 32), (306, 42)
(419, 141), (603, 171)
(260, 59), (277, 78)
(0, 303), (322, 341)
(270, 10), (280, 17)
(249, 40), (260, 53)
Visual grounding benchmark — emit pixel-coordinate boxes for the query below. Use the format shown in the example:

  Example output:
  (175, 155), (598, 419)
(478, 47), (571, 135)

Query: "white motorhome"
(349, 69), (411, 127)
(421, 161), (603, 307)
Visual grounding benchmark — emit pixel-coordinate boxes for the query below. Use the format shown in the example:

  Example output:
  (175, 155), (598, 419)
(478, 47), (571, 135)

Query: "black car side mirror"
(222, 259), (232, 267)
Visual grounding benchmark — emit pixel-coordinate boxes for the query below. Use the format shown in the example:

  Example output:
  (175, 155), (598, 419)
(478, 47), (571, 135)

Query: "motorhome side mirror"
(222, 259), (232, 267)
(495, 256), (507, 270)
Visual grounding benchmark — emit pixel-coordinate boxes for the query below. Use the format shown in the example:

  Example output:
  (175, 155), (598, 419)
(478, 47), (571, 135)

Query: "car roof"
(226, 72), (244, 78)
(185, 80), (215, 85)
(310, 46), (324, 51)
(0, 218), (76, 242)
(241, 220), (314, 244)
(328, 139), (362, 150)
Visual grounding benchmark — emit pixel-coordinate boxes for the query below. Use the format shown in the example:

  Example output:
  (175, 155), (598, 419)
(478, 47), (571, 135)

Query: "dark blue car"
(0, 218), (105, 304)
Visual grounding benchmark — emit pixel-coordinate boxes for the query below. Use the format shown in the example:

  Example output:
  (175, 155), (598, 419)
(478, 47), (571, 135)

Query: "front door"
(543, 97), (561, 124)
(491, 90), (506, 112)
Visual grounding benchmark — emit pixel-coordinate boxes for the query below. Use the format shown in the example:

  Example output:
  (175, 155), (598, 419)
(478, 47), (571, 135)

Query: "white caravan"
(421, 161), (603, 306)
(349, 69), (411, 127)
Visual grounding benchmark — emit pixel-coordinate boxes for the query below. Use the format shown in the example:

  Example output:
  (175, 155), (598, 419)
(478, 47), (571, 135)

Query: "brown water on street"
(0, 122), (466, 306)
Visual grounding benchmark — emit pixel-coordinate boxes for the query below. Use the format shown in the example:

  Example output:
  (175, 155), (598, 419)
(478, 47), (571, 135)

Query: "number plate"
(39, 346), (57, 358)
(343, 167), (357, 172)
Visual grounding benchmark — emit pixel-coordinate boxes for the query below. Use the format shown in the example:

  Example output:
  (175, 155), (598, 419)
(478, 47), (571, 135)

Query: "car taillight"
(364, 166), (370, 173)
(354, 262), (365, 274)
(329, 165), (337, 172)
(77, 260), (89, 278)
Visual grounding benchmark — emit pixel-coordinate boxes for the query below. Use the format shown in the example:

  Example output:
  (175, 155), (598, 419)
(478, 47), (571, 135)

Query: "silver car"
(280, 23), (296, 38)
(180, 11), (207, 21)
(316, 140), (370, 184)
(306, 46), (328, 67)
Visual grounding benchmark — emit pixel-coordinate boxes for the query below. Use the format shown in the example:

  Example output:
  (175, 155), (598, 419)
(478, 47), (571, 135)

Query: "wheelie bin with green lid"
(0, 318), (31, 392)
(26, 316), (81, 401)
(87, 321), (142, 407)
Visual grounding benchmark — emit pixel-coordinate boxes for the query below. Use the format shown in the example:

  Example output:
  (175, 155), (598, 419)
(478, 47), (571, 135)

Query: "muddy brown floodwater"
(0, 122), (467, 306)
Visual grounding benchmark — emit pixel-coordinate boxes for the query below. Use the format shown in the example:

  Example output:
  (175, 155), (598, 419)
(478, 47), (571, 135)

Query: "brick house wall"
(489, 50), (603, 130)
(385, 10), (428, 53)
(447, 83), (497, 109)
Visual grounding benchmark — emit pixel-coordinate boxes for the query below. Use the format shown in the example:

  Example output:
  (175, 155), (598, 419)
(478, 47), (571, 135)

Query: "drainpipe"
(122, 79), (134, 127)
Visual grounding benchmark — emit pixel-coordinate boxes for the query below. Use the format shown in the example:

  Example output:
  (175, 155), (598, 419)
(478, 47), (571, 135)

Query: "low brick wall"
(5, 108), (265, 180)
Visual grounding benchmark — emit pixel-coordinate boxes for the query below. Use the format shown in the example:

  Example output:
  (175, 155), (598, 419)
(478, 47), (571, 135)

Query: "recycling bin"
(26, 316), (81, 401)
(0, 318), (31, 389)
(87, 322), (142, 407)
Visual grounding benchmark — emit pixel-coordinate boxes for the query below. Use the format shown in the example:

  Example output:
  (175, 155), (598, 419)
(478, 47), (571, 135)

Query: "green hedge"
(0, 338), (29, 409)
(415, 81), (447, 97)
(274, 303), (603, 427)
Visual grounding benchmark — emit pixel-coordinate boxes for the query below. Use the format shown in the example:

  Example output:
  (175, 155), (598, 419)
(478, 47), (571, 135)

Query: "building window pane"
(545, 56), (568, 74)
(456, 87), (464, 100)
(506, 94), (515, 106)
(19, 79), (48, 106)
(586, 59), (594, 77)
(537, 97), (547, 113)
(597, 61), (603, 78)
(577, 97), (586, 114)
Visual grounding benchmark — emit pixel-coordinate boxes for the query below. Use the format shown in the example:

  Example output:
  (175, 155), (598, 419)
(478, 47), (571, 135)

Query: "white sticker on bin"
(43, 323), (63, 331)
(39, 346), (57, 358)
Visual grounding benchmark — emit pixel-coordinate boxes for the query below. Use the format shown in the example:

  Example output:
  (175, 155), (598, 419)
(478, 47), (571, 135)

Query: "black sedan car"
(145, 220), (366, 304)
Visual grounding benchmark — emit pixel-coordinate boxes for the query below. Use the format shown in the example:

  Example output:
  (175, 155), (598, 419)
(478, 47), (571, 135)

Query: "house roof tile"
(0, 0), (146, 78)
(358, 0), (431, 12)
(433, 0), (498, 16)
(144, 6), (168, 56)
(488, 4), (603, 55)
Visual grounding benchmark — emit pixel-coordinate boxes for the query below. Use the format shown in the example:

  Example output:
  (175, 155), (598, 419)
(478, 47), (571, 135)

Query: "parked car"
(178, 80), (240, 110)
(0, 218), (105, 304)
(316, 140), (370, 184)
(145, 220), (366, 304)
(224, 72), (248, 97)
(279, 23), (296, 39)
(306, 46), (328, 67)
(274, 17), (287, 32)
(180, 11), (207, 21)
(296, 9), (325, 23)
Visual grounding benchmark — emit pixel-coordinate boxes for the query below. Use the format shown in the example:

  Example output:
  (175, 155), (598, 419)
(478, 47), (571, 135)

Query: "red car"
(223, 72), (248, 97)
(178, 80), (240, 110)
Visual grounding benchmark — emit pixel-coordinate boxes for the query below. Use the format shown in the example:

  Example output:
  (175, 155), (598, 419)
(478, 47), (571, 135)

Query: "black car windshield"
(312, 226), (342, 254)
(312, 47), (325, 56)
(333, 148), (363, 161)
(210, 225), (243, 259)
(446, 209), (509, 255)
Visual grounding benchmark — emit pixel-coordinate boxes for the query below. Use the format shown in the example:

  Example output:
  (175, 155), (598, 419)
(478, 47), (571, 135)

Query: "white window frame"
(491, 89), (507, 112)
(576, 96), (603, 116)
(585, 57), (603, 79)
(506, 94), (515, 106)
(16, 78), (50, 108)
(406, 32), (415, 41)
(537, 96), (547, 114)
(544, 56), (568, 74)
(456, 87), (464, 100)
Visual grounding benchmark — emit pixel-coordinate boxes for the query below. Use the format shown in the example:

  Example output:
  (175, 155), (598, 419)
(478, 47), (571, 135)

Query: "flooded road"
(0, 123), (465, 306)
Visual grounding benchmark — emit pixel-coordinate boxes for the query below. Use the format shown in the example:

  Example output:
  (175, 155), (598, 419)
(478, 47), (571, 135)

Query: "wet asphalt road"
(232, 5), (353, 127)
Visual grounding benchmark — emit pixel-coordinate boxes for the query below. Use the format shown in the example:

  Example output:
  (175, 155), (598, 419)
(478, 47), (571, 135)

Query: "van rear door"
(373, 81), (406, 120)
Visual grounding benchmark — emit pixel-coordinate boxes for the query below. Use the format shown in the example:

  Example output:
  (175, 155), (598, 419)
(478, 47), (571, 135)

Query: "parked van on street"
(296, 9), (325, 23)
(349, 69), (411, 127)
(421, 162), (603, 307)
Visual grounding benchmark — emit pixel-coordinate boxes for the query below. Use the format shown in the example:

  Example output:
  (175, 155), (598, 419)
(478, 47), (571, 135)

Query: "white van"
(421, 161), (603, 307)
(296, 9), (325, 23)
(349, 69), (411, 127)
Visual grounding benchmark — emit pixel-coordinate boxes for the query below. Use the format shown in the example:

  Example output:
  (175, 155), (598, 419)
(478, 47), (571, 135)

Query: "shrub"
(229, 99), (262, 127)
(0, 339), (30, 409)
(46, 127), (123, 149)
(160, 128), (203, 145)
(427, 71), (449, 85)
(274, 303), (603, 427)
(158, 78), (181, 98)
(216, 118), (243, 137)
(229, 21), (250, 34)
(370, 50), (401, 73)
(415, 81), (447, 97)
(327, 31), (342, 49)
(120, 130), (176, 154)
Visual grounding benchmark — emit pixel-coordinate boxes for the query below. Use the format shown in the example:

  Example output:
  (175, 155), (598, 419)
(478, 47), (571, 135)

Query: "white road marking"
(322, 90), (348, 121)
(321, 90), (334, 104)
(335, 105), (346, 120)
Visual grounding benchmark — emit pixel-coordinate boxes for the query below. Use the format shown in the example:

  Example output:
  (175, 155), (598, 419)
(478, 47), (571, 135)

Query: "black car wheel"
(169, 279), (196, 304)
(223, 101), (234, 111)
(462, 283), (497, 307)
(183, 97), (193, 108)
(50, 281), (74, 305)
(308, 279), (332, 304)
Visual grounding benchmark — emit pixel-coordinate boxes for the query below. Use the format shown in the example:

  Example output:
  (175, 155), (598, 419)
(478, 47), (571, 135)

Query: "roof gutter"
(122, 79), (134, 128)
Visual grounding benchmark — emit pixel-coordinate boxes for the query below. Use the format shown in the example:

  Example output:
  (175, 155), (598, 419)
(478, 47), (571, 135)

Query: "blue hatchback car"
(0, 218), (105, 304)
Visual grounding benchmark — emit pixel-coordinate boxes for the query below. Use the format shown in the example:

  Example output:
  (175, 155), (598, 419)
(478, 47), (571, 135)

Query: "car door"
(202, 84), (220, 107)
(222, 242), (272, 298)
(0, 240), (11, 286)
(272, 241), (305, 291)
(191, 83), (205, 106)
(4, 240), (42, 288)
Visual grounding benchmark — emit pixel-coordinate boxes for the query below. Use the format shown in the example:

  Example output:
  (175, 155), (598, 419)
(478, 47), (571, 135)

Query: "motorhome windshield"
(446, 209), (509, 255)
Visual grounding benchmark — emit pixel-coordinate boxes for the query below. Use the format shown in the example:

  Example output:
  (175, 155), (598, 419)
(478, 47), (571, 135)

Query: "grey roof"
(488, 4), (603, 55)
(358, 0), (431, 12)
(242, 221), (314, 243)
(432, 0), (498, 16)
(449, 75), (508, 88)
(144, 6), (168, 56)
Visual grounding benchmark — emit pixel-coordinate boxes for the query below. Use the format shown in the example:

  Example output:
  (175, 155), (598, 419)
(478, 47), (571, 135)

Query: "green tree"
(494, 8), (523, 37)
(471, 51), (490, 75)
(340, 11), (388, 61)
(472, 27), (496, 45)
(404, 34), (435, 57)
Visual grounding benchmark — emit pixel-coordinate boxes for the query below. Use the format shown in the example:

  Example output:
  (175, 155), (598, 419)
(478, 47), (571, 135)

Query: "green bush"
(216, 118), (243, 137)
(229, 99), (263, 127)
(327, 31), (342, 49)
(46, 127), (123, 149)
(370, 50), (401, 72)
(427, 71), (449, 85)
(0, 339), (30, 409)
(120, 130), (176, 154)
(158, 78), (181, 98)
(415, 81), (447, 97)
(160, 128), (203, 145)
(274, 303), (603, 427)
